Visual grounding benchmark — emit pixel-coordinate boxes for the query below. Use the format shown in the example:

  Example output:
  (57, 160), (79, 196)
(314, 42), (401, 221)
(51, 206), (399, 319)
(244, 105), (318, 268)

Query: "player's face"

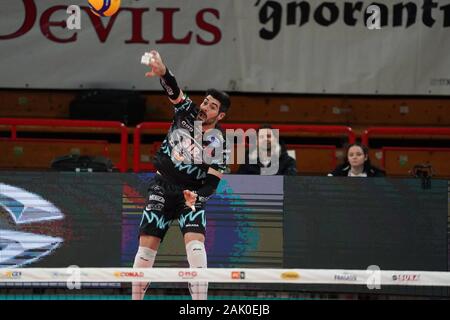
(347, 146), (367, 168)
(198, 95), (224, 126)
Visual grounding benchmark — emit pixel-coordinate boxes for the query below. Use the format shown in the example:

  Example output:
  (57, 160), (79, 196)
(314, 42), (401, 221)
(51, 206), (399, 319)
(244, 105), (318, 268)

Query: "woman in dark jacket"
(329, 143), (385, 177)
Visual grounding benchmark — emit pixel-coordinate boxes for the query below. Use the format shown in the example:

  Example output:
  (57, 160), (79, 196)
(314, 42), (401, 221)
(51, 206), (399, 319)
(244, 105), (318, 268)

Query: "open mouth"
(197, 112), (206, 121)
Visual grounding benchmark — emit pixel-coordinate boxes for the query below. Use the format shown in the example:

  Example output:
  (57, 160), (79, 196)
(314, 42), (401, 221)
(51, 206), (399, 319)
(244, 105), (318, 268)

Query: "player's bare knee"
(184, 232), (205, 245)
(139, 235), (161, 251)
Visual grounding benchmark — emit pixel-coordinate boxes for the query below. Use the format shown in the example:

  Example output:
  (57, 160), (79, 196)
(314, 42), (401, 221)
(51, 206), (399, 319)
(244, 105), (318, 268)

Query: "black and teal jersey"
(153, 95), (229, 189)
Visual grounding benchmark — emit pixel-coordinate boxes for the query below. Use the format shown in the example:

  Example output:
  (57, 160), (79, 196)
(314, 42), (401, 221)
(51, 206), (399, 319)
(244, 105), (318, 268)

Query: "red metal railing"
(362, 127), (450, 145)
(0, 118), (128, 172)
(362, 127), (450, 169)
(133, 122), (355, 172)
(0, 138), (110, 158)
(381, 147), (450, 169)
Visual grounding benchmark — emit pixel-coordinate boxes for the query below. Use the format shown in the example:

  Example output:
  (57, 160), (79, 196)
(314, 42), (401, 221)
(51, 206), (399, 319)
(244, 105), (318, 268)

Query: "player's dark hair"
(206, 89), (231, 113)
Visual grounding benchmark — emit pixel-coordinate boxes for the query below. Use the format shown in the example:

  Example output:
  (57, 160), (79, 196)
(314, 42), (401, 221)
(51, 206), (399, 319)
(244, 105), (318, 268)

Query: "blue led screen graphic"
(121, 174), (284, 268)
(0, 172), (283, 270)
(0, 172), (122, 268)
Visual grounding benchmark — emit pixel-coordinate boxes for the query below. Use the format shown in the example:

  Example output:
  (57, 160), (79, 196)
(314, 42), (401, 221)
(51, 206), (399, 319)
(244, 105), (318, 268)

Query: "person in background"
(328, 143), (385, 177)
(237, 125), (297, 176)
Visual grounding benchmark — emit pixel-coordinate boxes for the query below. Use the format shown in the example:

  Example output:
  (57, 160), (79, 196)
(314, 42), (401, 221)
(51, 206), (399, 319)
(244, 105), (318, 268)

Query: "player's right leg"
(132, 235), (160, 300)
(132, 178), (171, 300)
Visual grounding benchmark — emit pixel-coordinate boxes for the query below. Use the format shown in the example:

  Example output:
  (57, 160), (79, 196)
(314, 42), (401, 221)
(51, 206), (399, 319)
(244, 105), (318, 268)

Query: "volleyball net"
(1, 267), (449, 300)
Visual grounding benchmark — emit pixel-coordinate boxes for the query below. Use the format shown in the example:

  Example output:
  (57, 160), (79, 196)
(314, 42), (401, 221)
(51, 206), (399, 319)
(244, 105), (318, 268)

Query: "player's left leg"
(184, 232), (208, 300)
(179, 207), (208, 300)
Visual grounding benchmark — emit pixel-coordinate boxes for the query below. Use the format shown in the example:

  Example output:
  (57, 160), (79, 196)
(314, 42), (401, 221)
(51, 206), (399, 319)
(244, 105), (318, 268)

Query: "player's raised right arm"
(142, 50), (184, 104)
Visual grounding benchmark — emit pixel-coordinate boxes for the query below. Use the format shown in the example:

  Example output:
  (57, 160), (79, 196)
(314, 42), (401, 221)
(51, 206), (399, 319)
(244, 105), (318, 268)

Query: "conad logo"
(281, 272), (300, 280)
(114, 272), (144, 278)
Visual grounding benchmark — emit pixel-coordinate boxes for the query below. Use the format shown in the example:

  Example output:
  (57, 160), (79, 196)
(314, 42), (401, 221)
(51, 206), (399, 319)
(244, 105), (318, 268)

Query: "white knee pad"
(185, 240), (207, 268)
(185, 240), (208, 300)
(132, 246), (157, 301)
(134, 246), (157, 267)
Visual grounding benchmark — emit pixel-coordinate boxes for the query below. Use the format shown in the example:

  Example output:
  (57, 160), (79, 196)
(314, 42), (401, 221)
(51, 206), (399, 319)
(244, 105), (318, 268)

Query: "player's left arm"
(194, 134), (230, 200)
(197, 167), (223, 200)
(183, 167), (222, 210)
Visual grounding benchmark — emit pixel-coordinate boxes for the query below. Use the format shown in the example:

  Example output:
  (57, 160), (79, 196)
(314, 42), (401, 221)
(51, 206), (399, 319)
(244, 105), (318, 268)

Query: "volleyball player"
(132, 50), (231, 300)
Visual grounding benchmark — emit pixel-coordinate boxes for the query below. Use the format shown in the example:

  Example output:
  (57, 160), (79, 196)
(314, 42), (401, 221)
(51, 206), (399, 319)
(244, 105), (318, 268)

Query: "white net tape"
(1, 268), (450, 287)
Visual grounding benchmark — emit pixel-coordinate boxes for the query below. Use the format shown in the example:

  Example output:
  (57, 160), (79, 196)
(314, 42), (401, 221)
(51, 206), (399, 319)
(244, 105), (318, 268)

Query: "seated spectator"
(329, 143), (385, 177)
(237, 125), (297, 176)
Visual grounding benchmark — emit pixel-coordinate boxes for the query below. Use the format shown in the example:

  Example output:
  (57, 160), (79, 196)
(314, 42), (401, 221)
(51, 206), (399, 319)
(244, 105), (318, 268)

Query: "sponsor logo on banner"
(231, 271), (246, 280)
(114, 272), (145, 278)
(334, 273), (358, 281)
(51, 272), (65, 278)
(0, 1), (223, 45)
(178, 271), (198, 280)
(392, 274), (421, 282)
(51, 271), (88, 279)
(281, 272), (300, 280)
(0, 271), (22, 279)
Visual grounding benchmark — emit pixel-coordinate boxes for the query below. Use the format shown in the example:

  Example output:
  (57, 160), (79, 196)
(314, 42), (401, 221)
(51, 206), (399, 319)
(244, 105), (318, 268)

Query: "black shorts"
(139, 175), (207, 240)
